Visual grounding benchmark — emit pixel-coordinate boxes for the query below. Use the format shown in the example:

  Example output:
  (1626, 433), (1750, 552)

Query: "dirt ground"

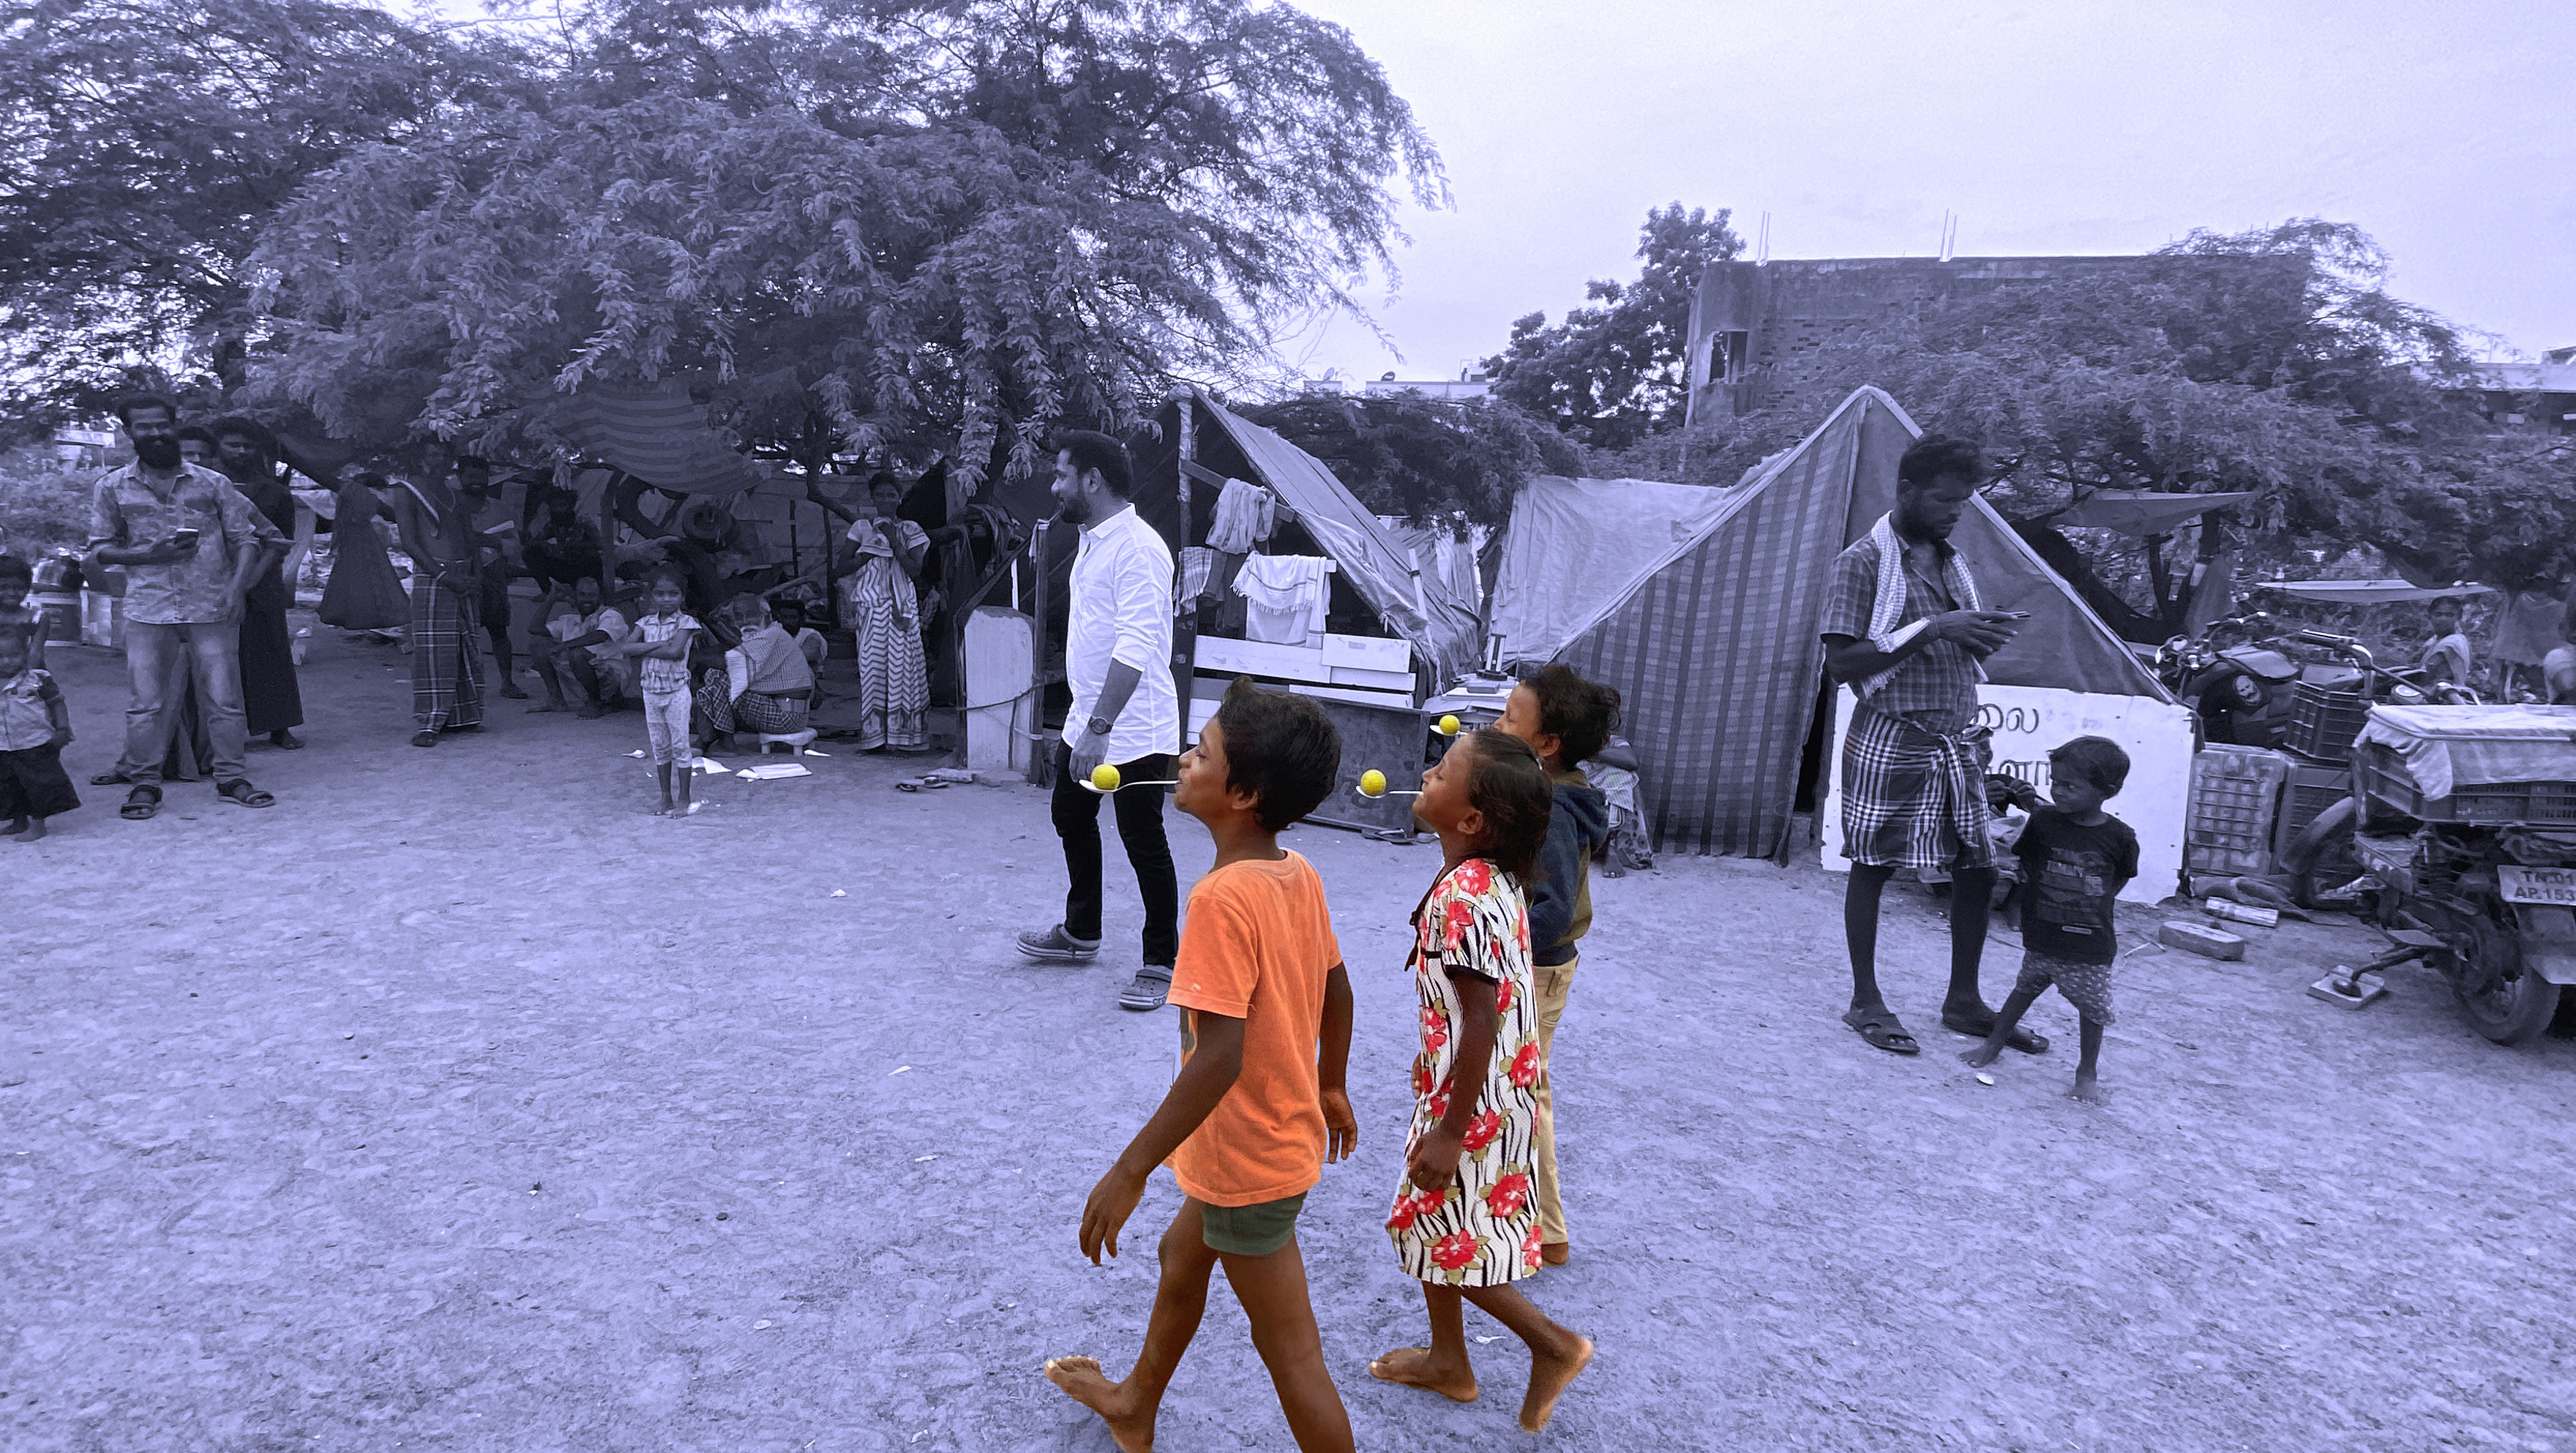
(7, 623), (2575, 1453)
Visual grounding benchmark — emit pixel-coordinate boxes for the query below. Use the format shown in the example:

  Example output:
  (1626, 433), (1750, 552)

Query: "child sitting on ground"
(1371, 729), (1593, 1434)
(0, 630), (78, 842)
(1963, 735), (2138, 1103)
(1492, 664), (1616, 1269)
(771, 598), (828, 674)
(619, 568), (702, 816)
(1046, 678), (1359, 1453)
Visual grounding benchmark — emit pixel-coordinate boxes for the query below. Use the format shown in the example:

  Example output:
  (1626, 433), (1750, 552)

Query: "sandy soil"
(6, 626), (2575, 1453)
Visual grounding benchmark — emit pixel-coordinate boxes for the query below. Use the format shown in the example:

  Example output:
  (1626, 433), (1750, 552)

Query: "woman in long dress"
(808, 473), (932, 751)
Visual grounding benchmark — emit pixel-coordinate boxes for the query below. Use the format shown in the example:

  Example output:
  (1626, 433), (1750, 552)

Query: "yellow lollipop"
(1435, 713), (1461, 736)
(1090, 762), (1122, 792)
(1358, 769), (1388, 797)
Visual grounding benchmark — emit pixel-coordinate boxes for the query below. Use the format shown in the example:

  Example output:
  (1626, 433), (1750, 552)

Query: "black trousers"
(1049, 740), (1179, 966)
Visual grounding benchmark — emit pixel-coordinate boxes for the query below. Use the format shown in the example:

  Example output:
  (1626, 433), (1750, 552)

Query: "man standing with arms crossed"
(86, 394), (286, 819)
(1017, 430), (1184, 1012)
(1819, 435), (2040, 1058)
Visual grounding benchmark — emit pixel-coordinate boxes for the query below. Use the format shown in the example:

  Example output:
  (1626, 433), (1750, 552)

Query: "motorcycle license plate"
(2498, 866), (2576, 907)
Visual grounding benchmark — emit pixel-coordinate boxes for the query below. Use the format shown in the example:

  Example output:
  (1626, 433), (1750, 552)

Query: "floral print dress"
(1387, 857), (1545, 1287)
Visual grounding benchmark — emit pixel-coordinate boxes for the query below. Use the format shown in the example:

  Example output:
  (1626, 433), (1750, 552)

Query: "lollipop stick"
(1083, 779), (1179, 794)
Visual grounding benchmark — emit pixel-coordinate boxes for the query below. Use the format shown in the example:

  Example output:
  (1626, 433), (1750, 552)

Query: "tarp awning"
(2255, 579), (2498, 604)
(559, 379), (770, 496)
(2053, 489), (2258, 536)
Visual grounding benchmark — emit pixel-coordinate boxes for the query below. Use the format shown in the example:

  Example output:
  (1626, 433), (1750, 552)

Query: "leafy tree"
(1478, 203), (1742, 451)
(1237, 391), (1579, 526)
(1657, 220), (2576, 637)
(0, 0), (509, 428)
(249, 0), (1446, 487)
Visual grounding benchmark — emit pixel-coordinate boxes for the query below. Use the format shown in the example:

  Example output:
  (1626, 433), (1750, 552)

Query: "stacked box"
(2187, 743), (2290, 876)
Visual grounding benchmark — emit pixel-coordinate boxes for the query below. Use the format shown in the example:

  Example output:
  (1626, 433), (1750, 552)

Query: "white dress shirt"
(1063, 503), (1180, 764)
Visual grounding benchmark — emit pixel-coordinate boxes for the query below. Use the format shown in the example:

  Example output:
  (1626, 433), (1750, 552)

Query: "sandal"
(215, 779), (275, 809)
(1841, 1005), (1920, 1055)
(1941, 1010), (2048, 1055)
(1118, 969), (1173, 1012)
(91, 770), (131, 786)
(121, 786), (162, 820)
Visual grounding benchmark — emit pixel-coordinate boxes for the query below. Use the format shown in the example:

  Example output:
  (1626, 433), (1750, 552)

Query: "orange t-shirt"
(1166, 852), (1341, 1207)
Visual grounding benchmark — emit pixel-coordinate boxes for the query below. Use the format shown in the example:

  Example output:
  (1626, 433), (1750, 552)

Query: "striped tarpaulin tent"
(557, 379), (771, 496)
(1553, 387), (2168, 859)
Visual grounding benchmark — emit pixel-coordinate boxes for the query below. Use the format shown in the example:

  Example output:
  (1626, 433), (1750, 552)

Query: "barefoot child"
(0, 631), (78, 842)
(1963, 736), (2136, 1103)
(1491, 664), (1615, 1269)
(1371, 729), (1593, 1434)
(621, 568), (701, 816)
(1046, 680), (1359, 1453)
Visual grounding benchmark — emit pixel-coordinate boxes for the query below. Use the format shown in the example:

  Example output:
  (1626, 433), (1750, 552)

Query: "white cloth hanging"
(1235, 554), (1335, 644)
(1208, 477), (1276, 555)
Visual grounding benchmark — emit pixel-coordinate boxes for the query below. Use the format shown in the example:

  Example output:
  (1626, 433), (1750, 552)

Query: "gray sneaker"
(1015, 924), (1100, 963)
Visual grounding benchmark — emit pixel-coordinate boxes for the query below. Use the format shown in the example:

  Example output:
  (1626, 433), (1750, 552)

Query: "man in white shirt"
(1016, 431), (1183, 1010)
(527, 576), (632, 716)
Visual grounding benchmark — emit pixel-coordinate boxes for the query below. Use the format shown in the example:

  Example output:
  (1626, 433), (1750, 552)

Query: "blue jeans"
(119, 621), (248, 786)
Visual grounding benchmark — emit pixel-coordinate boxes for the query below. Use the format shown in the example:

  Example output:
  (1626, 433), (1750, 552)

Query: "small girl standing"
(1371, 729), (1593, 1434)
(621, 568), (703, 816)
(0, 628), (78, 842)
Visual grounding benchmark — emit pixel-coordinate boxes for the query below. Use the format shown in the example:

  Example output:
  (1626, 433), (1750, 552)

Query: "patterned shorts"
(2014, 947), (2115, 1025)
(1839, 707), (1992, 873)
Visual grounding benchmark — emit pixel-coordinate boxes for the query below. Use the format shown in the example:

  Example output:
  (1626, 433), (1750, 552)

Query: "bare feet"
(1959, 1042), (2002, 1069)
(528, 700), (570, 713)
(1367, 1346), (1478, 1403)
(7, 816), (42, 841)
(574, 702), (605, 719)
(1519, 1332), (1594, 1433)
(2070, 1073), (2103, 1104)
(498, 683), (529, 699)
(1, 816), (24, 836)
(1043, 1356), (1156, 1453)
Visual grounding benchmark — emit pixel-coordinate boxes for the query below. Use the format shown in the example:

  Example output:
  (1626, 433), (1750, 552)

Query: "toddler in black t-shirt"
(1963, 736), (2137, 1103)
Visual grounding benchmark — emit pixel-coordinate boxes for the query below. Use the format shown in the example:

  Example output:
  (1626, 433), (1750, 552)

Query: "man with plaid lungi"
(1819, 435), (2044, 1059)
(388, 468), (491, 748)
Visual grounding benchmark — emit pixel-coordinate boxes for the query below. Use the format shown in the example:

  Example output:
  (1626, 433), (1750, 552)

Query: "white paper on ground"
(738, 763), (813, 781)
(626, 750), (646, 757)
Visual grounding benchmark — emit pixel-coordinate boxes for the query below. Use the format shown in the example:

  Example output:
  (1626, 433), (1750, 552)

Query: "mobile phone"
(170, 528), (201, 549)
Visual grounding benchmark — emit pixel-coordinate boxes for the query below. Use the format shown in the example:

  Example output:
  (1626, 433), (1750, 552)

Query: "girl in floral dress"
(1371, 729), (1595, 1434)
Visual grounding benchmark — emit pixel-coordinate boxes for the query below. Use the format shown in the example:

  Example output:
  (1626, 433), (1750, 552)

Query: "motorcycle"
(2160, 617), (2474, 748)
(2280, 703), (2576, 1045)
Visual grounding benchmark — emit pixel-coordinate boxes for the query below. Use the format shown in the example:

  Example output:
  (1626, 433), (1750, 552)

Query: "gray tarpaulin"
(558, 379), (771, 495)
(1488, 476), (1737, 663)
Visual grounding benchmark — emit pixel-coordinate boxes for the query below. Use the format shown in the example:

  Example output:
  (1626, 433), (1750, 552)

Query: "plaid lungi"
(410, 571), (485, 731)
(1839, 705), (1992, 873)
(695, 669), (809, 736)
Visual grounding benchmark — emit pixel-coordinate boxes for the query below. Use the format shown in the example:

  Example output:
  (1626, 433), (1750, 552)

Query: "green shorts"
(1197, 1192), (1308, 1257)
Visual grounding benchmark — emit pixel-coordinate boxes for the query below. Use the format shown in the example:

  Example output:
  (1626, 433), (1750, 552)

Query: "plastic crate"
(2272, 758), (2356, 863)
(2284, 683), (2370, 763)
(2187, 744), (2290, 875)
(2356, 741), (2576, 824)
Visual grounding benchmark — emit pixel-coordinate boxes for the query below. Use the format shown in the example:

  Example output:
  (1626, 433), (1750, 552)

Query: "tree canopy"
(1237, 390), (1579, 526)
(243, 0), (1445, 486)
(1478, 203), (1742, 451)
(1617, 221), (2575, 634)
(0, 0), (506, 428)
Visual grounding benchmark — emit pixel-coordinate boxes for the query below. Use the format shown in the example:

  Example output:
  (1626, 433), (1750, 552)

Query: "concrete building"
(2471, 347), (2576, 435)
(1681, 255), (2301, 423)
(1361, 372), (1491, 402)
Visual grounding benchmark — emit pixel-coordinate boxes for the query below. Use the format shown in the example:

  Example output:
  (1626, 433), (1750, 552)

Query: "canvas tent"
(1130, 390), (1483, 683)
(1542, 386), (2174, 860)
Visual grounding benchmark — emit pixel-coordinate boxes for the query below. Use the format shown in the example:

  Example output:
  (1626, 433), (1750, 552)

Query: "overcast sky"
(1276, 0), (2574, 383)
(427, 0), (2572, 383)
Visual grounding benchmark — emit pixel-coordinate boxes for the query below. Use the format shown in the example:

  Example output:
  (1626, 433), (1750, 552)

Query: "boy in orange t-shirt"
(1046, 679), (1358, 1453)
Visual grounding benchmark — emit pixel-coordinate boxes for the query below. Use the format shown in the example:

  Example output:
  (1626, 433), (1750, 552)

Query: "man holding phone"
(86, 392), (288, 819)
(1818, 435), (2034, 1059)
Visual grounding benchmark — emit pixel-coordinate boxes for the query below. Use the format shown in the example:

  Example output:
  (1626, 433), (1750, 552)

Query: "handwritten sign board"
(1819, 686), (2195, 904)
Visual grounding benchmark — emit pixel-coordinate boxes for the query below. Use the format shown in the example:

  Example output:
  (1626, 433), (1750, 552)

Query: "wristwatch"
(1086, 715), (1115, 736)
